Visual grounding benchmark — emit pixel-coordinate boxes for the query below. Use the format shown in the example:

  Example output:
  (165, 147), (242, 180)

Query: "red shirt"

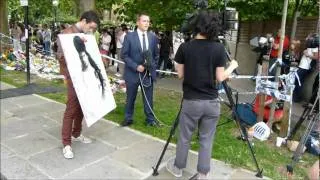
(270, 36), (290, 58)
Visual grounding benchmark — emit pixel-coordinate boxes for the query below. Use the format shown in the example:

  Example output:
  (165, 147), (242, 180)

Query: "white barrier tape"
(255, 86), (291, 102)
(157, 69), (178, 75)
(230, 75), (275, 79)
(102, 54), (179, 75)
(269, 58), (283, 73)
(101, 54), (124, 64)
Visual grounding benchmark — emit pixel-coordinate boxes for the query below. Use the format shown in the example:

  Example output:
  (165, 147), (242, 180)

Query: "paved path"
(0, 81), (267, 179)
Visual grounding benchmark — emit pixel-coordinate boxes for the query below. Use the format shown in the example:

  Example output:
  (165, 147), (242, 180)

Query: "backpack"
(233, 103), (257, 127)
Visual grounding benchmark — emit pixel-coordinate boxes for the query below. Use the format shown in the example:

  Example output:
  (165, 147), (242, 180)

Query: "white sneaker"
(166, 157), (182, 177)
(115, 73), (122, 77)
(62, 145), (74, 159)
(72, 134), (92, 143)
(189, 172), (209, 180)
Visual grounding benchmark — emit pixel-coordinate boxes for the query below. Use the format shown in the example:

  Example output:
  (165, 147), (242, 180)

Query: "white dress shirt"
(137, 28), (149, 51)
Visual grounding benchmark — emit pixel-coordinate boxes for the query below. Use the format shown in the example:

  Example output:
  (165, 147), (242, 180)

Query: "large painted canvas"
(59, 33), (116, 127)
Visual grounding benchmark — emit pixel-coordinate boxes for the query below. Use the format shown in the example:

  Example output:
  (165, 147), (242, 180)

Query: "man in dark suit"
(121, 13), (159, 127)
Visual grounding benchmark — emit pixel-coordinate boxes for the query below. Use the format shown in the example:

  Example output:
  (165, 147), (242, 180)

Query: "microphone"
(143, 50), (152, 76)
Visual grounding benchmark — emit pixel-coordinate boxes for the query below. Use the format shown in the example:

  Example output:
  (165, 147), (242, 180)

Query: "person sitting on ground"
(253, 95), (284, 123)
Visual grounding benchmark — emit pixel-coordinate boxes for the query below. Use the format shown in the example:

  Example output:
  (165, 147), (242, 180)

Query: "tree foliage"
(227, 0), (318, 21)
(7, 0), (77, 25)
(5, 0), (319, 29)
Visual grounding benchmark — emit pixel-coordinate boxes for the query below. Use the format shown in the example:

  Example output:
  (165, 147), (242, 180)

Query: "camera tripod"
(152, 77), (263, 178)
(286, 94), (319, 177)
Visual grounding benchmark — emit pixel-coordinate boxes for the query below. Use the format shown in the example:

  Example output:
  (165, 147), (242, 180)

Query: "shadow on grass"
(0, 83), (66, 99)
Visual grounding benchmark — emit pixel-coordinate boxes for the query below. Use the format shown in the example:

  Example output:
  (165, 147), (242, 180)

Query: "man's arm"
(175, 63), (184, 79)
(121, 34), (138, 71)
(304, 49), (319, 60)
(216, 60), (238, 82)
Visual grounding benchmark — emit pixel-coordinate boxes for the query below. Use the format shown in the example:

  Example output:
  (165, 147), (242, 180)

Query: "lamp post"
(52, 0), (59, 29)
(20, 0), (30, 85)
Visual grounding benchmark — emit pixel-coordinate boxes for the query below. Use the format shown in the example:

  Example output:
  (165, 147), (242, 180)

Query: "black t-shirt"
(175, 39), (226, 100)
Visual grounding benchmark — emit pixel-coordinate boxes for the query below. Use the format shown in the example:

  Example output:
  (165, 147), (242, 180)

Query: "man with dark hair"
(57, 10), (100, 159)
(120, 13), (159, 127)
(166, 10), (238, 179)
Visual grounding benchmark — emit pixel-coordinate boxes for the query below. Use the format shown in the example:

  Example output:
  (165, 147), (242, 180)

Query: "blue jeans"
(43, 41), (51, 56)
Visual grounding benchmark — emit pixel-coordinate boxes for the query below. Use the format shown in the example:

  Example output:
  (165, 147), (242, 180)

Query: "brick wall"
(238, 16), (318, 45)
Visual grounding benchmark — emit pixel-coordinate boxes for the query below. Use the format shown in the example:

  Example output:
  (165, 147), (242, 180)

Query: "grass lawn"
(0, 68), (318, 179)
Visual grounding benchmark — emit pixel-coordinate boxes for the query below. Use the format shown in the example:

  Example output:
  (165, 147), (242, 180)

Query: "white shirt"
(299, 48), (318, 70)
(116, 30), (126, 49)
(101, 34), (111, 51)
(137, 28), (149, 51)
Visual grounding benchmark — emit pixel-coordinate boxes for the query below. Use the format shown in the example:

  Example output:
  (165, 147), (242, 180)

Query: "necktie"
(142, 33), (147, 51)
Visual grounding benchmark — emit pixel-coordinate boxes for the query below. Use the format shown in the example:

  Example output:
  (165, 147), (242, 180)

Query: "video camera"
(258, 35), (274, 49)
(181, 0), (238, 35)
(306, 33), (319, 48)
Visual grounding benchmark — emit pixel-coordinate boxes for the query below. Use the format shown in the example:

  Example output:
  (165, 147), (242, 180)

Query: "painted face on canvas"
(136, 15), (150, 32)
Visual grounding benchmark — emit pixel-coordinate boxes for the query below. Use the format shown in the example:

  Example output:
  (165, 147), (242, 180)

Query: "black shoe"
(146, 121), (159, 127)
(121, 120), (133, 127)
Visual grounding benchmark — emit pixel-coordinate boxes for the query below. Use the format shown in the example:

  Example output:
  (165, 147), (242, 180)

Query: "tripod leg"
(287, 107), (311, 140)
(236, 114), (264, 178)
(152, 102), (182, 176)
(287, 112), (319, 176)
(221, 81), (263, 177)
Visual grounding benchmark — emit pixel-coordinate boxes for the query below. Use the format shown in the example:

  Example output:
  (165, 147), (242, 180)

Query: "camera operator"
(293, 33), (319, 102)
(255, 34), (273, 76)
(166, 10), (238, 179)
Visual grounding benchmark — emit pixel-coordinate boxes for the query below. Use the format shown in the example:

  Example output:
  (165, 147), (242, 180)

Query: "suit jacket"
(121, 31), (159, 83)
(57, 25), (82, 79)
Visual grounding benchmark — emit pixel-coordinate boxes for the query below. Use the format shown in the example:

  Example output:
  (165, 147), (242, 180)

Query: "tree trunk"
(0, 0), (9, 53)
(0, 0), (9, 35)
(74, 0), (81, 18)
(290, 0), (303, 41)
(79, 0), (96, 15)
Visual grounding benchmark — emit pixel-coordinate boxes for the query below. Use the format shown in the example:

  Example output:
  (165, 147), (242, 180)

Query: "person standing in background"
(115, 24), (128, 77)
(42, 24), (52, 56)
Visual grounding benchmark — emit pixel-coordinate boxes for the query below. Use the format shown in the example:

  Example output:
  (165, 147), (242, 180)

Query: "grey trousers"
(174, 99), (220, 174)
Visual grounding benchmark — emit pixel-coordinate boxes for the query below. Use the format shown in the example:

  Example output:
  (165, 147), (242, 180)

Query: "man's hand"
(229, 59), (239, 69)
(263, 55), (270, 60)
(137, 65), (145, 72)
